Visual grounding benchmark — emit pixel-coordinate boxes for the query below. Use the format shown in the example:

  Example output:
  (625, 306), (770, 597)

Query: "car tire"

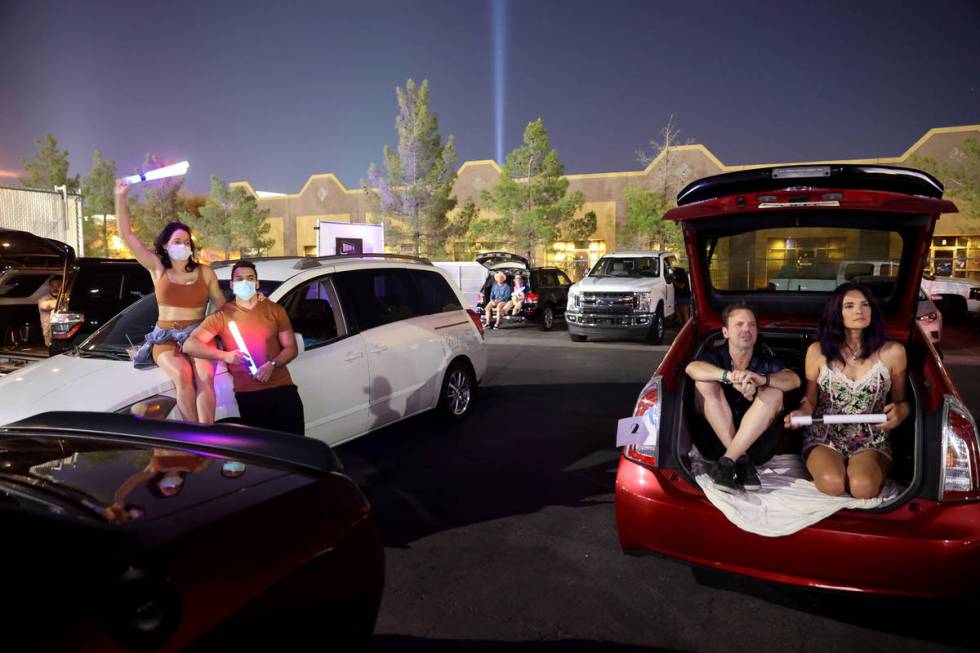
(646, 304), (665, 345)
(569, 333), (587, 342)
(437, 360), (474, 421)
(540, 305), (555, 331)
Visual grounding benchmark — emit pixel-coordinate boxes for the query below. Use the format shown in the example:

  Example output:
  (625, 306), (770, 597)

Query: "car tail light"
(50, 311), (84, 340)
(624, 375), (662, 466)
(525, 291), (539, 304)
(940, 395), (980, 502)
(917, 312), (938, 322)
(466, 309), (484, 336)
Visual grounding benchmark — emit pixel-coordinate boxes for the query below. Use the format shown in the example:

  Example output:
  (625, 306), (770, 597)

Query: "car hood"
(476, 251), (530, 270)
(573, 277), (654, 291)
(0, 352), (173, 424)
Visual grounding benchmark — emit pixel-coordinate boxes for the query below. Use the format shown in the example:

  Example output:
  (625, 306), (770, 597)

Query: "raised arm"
(202, 266), (227, 311)
(114, 180), (163, 275)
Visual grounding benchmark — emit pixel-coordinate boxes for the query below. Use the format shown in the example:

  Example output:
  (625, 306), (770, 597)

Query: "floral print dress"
(802, 359), (892, 459)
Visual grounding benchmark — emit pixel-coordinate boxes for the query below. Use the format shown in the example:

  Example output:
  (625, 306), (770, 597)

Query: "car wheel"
(569, 333), (587, 342)
(646, 305), (665, 345)
(540, 305), (555, 331)
(438, 360), (474, 421)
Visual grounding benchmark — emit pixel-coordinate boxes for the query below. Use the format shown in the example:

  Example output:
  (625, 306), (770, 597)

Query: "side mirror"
(294, 332), (305, 355)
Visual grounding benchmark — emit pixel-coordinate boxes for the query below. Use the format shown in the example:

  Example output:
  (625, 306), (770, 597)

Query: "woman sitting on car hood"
(785, 282), (910, 499)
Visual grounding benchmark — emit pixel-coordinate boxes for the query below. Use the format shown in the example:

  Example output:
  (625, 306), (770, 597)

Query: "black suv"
(0, 228), (151, 372)
(474, 251), (573, 330)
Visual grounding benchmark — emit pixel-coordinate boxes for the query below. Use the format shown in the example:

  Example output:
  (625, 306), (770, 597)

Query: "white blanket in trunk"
(692, 452), (902, 537)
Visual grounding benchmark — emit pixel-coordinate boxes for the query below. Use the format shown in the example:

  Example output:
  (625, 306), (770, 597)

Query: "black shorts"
(235, 384), (305, 436)
(689, 392), (781, 465)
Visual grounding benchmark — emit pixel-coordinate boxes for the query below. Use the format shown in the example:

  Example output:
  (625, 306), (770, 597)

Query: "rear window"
(708, 227), (905, 294)
(0, 274), (50, 298)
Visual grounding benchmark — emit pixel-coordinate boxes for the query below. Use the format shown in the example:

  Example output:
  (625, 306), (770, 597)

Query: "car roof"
(3, 412), (342, 476)
(601, 251), (672, 258)
(211, 254), (437, 282)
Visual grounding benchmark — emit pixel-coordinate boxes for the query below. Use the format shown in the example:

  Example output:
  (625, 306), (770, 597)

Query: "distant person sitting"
(37, 276), (63, 348)
(503, 274), (528, 317)
(672, 267), (691, 324)
(685, 303), (801, 493)
(485, 272), (511, 329)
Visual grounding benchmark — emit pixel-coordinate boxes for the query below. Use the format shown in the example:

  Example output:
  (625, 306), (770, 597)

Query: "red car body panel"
(616, 170), (979, 597)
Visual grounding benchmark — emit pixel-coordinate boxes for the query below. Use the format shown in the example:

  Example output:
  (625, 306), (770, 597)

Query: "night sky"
(1, 0), (978, 195)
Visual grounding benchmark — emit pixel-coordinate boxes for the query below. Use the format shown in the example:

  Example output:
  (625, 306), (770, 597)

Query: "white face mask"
(232, 280), (257, 300)
(167, 243), (191, 261)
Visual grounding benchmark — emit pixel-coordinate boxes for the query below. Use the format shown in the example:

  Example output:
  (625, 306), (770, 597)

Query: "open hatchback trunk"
(616, 165), (980, 597)
(0, 229), (73, 373)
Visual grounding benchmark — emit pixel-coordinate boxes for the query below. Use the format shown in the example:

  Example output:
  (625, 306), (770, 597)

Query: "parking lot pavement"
(339, 327), (978, 652)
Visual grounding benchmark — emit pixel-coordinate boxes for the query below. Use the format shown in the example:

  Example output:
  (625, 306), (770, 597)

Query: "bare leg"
(723, 386), (782, 461)
(694, 381), (735, 449)
(846, 450), (891, 499)
(156, 350), (198, 422)
(191, 355), (216, 425)
(805, 445), (846, 496)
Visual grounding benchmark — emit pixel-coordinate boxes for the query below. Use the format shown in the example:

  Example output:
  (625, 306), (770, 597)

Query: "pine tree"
(19, 133), (79, 192)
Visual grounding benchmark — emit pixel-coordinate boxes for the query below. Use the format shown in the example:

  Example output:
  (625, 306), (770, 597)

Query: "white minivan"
(0, 255), (487, 446)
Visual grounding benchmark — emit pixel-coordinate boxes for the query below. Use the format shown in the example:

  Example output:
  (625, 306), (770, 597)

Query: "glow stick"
(790, 414), (887, 426)
(121, 160), (189, 185)
(227, 320), (258, 376)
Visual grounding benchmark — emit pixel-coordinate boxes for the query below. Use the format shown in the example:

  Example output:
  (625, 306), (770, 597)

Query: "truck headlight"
(567, 291), (581, 311)
(635, 291), (653, 312)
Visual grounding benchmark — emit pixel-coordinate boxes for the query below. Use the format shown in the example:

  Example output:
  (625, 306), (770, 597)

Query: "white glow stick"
(121, 160), (189, 185)
(227, 320), (258, 376)
(791, 414), (887, 426)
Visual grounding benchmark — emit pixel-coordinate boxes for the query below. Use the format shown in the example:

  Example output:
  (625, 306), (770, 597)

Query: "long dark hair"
(818, 282), (886, 366)
(153, 222), (199, 270)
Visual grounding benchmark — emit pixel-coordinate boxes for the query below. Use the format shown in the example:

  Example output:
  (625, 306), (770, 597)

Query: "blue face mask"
(232, 280), (257, 300)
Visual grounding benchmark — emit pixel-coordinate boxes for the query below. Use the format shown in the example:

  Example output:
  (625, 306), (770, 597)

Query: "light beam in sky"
(493, 0), (506, 165)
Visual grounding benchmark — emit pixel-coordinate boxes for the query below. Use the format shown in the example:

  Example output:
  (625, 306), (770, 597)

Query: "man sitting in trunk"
(685, 303), (801, 493)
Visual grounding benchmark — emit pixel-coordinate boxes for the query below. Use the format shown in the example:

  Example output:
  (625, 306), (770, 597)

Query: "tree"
(18, 133), (79, 192)
(474, 118), (585, 262)
(909, 138), (980, 228)
(366, 79), (458, 258)
(130, 154), (185, 239)
(621, 185), (681, 252)
(561, 209), (597, 242)
(636, 114), (693, 202)
(80, 149), (117, 257)
(182, 176), (273, 260)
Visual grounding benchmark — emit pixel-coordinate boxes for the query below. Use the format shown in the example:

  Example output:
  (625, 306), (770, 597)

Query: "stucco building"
(231, 124), (980, 281)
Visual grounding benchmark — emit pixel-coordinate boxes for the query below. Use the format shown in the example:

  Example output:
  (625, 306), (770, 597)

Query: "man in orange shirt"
(184, 261), (304, 435)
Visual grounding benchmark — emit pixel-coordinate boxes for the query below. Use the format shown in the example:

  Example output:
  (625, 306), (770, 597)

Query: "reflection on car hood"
(0, 435), (288, 524)
(0, 353), (173, 425)
(574, 277), (656, 291)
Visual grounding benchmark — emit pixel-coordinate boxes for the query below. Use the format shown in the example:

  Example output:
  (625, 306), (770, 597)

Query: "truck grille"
(581, 292), (636, 315)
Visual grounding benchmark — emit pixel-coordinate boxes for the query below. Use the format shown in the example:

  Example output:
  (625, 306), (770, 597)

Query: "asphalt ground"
(337, 321), (980, 652)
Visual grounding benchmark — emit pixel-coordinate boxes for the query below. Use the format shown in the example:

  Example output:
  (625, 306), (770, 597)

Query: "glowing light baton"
(121, 160), (189, 185)
(227, 320), (258, 376)
(791, 414), (887, 426)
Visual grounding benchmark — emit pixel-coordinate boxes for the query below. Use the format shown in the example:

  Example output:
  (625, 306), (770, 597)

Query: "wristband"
(763, 372), (770, 387)
(721, 369), (730, 385)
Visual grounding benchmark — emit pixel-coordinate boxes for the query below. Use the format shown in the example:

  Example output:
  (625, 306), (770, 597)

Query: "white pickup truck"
(565, 251), (679, 344)
(920, 274), (980, 322)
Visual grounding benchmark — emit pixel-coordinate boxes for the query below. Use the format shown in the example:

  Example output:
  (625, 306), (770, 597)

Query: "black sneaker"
(709, 457), (739, 494)
(735, 454), (762, 491)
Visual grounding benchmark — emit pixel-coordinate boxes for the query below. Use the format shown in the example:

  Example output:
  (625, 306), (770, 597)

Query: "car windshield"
(707, 227), (906, 295)
(589, 257), (659, 278)
(78, 279), (282, 357)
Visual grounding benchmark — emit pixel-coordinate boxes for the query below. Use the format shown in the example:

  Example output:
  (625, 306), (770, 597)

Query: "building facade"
(231, 124), (980, 281)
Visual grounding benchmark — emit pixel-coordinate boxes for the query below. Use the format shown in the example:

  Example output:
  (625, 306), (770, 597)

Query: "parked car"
(616, 164), (979, 597)
(0, 411), (383, 651)
(920, 273), (980, 324)
(474, 251), (572, 330)
(0, 228), (152, 375)
(565, 251), (679, 344)
(0, 254), (487, 445)
(432, 261), (489, 311)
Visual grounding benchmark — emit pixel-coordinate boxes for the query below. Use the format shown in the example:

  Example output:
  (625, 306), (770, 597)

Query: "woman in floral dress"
(785, 282), (910, 498)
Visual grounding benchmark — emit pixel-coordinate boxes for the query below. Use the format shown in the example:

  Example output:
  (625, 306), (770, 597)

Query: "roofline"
(229, 124), (980, 197)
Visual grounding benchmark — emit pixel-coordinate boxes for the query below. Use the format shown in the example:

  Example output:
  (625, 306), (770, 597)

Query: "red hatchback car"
(616, 164), (980, 598)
